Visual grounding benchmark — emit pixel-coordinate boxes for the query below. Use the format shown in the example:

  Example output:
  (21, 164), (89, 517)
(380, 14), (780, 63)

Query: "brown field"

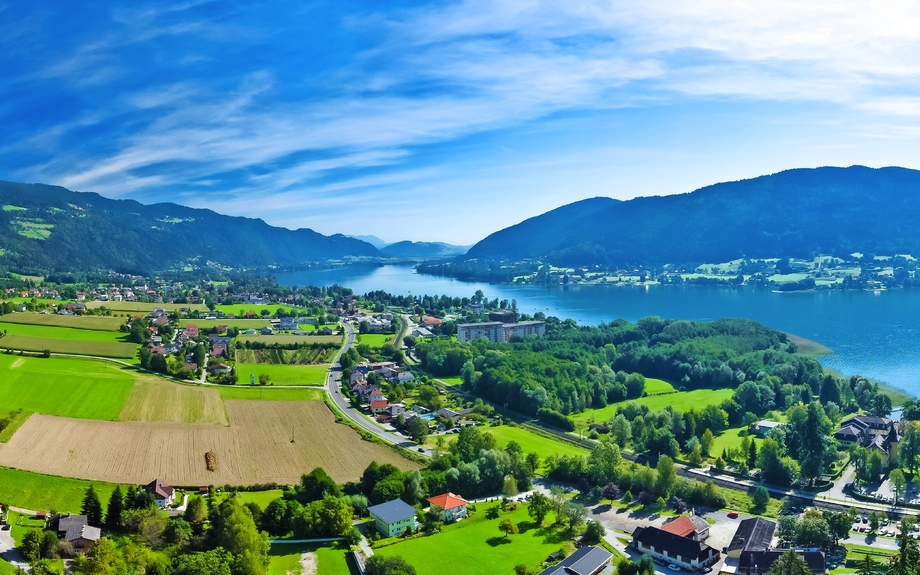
(0, 401), (418, 485)
(0, 313), (125, 331)
(119, 378), (229, 426)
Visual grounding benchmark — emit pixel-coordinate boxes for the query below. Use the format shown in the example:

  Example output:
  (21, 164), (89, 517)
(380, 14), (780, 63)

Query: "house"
(212, 343), (228, 357)
(185, 324), (199, 337)
(207, 363), (231, 374)
(370, 399), (389, 414)
(725, 518), (776, 558)
(421, 316), (443, 327)
(396, 371), (414, 383)
(631, 526), (720, 571)
(411, 327), (434, 338)
(144, 478), (176, 507)
(834, 415), (899, 466)
(437, 407), (475, 423)
(738, 550), (825, 575)
(260, 326), (274, 335)
(50, 514), (101, 554)
(426, 492), (470, 523)
(661, 514), (710, 541)
(368, 499), (418, 537)
(537, 546), (613, 575)
(751, 421), (782, 437)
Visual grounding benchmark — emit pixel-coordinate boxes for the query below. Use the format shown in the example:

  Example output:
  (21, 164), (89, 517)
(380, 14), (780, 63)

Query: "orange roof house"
(426, 492), (470, 523)
(661, 516), (696, 538)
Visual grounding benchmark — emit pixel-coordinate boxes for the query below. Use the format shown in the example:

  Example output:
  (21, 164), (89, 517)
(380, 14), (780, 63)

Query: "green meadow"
(233, 363), (329, 386)
(214, 304), (309, 317)
(180, 319), (271, 329)
(0, 355), (133, 420)
(0, 321), (137, 358)
(268, 542), (356, 575)
(355, 334), (393, 348)
(375, 501), (574, 575)
(0, 466), (122, 513)
(482, 425), (590, 468)
(83, 301), (208, 313)
(0, 321), (129, 342)
(0, 313), (125, 331)
(218, 386), (324, 401)
(573, 386), (735, 423)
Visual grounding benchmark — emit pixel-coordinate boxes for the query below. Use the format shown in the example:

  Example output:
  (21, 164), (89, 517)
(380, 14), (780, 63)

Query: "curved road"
(325, 320), (432, 456)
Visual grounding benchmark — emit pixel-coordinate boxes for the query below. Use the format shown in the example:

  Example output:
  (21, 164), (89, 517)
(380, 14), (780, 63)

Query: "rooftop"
(426, 492), (469, 511)
(368, 499), (417, 525)
(537, 546), (613, 575)
(728, 518), (776, 553)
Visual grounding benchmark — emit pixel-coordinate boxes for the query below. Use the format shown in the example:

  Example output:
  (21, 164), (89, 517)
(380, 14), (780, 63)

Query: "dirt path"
(298, 552), (318, 575)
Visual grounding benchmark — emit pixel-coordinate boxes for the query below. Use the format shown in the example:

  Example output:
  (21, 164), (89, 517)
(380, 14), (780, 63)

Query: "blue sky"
(3, 1), (920, 244)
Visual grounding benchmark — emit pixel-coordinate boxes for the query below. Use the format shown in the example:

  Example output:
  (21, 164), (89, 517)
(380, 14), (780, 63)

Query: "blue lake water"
(276, 265), (920, 398)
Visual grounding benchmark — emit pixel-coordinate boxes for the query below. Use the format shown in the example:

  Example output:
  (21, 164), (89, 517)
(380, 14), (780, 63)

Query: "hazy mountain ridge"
(380, 241), (469, 258)
(463, 166), (920, 266)
(0, 181), (381, 274)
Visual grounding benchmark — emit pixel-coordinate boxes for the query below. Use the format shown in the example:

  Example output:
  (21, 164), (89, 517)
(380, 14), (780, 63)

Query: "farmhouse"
(537, 546), (613, 575)
(50, 514), (101, 554)
(145, 478), (176, 507)
(661, 514), (710, 541)
(425, 492), (470, 523)
(631, 526), (720, 571)
(368, 499), (418, 537)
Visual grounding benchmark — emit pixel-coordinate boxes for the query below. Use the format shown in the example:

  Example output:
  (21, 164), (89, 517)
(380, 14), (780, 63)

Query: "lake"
(276, 265), (920, 398)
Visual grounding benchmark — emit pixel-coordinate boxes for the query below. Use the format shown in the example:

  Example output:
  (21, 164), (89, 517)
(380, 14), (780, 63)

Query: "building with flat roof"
(368, 499), (418, 537)
(457, 320), (546, 343)
(537, 546), (613, 575)
(726, 518), (776, 558)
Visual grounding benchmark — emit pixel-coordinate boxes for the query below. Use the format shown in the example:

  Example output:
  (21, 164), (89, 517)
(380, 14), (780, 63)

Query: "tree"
(825, 511), (852, 546)
(212, 498), (270, 575)
(602, 483), (621, 501)
(583, 520), (605, 544)
(258, 373), (271, 386)
(890, 469), (907, 503)
(402, 470), (424, 505)
(751, 486), (769, 510)
(867, 451), (884, 480)
(700, 429), (714, 457)
(164, 518), (193, 545)
(527, 492), (553, 526)
(766, 550), (811, 575)
(777, 515), (799, 543)
(365, 555), (417, 575)
(796, 511), (830, 549)
(559, 501), (588, 532)
(299, 467), (342, 502)
(82, 485), (104, 526)
(654, 455), (677, 499)
(513, 565), (537, 575)
(889, 525), (920, 575)
(174, 548), (233, 575)
(503, 476), (519, 499)
(407, 416), (429, 445)
(869, 512), (880, 533)
(901, 422), (920, 474)
(499, 518), (519, 538)
(20, 529), (43, 564)
(588, 441), (622, 485)
(106, 486), (124, 529)
(748, 440), (758, 469)
(856, 554), (876, 575)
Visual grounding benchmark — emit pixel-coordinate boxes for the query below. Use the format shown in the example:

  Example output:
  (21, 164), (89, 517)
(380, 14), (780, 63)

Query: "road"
(325, 320), (432, 457)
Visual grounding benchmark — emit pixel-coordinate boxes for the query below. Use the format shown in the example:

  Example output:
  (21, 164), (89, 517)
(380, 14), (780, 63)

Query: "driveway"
(0, 525), (28, 571)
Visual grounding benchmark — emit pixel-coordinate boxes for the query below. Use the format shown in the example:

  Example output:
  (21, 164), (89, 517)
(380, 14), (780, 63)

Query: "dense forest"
(0, 181), (380, 275)
(434, 166), (920, 270)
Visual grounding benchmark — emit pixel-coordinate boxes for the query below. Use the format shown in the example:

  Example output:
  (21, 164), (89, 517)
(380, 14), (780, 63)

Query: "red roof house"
(426, 492), (470, 522)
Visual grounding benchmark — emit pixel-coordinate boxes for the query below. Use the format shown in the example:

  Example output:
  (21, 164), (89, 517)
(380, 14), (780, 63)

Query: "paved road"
(0, 518), (28, 572)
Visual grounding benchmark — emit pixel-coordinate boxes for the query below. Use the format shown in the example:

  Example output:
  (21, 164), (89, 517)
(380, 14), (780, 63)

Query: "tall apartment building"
(457, 320), (546, 343)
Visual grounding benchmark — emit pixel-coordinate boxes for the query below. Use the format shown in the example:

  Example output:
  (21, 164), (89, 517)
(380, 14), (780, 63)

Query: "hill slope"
(380, 241), (469, 258)
(0, 181), (380, 273)
(464, 166), (920, 266)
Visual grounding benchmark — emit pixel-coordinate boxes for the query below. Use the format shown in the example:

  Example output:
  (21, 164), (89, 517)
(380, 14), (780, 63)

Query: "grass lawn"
(375, 501), (574, 575)
(482, 425), (589, 470)
(218, 387), (324, 401)
(709, 426), (762, 458)
(439, 377), (463, 386)
(8, 510), (46, 545)
(268, 541), (357, 575)
(179, 319), (271, 329)
(238, 334), (341, 345)
(717, 486), (782, 517)
(0, 335), (137, 358)
(0, 467), (122, 513)
(0, 355), (134, 420)
(0, 559), (17, 575)
(573, 388), (735, 423)
(643, 378), (676, 394)
(0, 322), (131, 342)
(355, 334), (393, 348)
(0, 313), (126, 331)
(233, 363), (329, 386)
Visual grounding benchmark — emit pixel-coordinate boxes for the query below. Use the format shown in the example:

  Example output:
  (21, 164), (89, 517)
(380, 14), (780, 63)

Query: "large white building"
(457, 320), (546, 343)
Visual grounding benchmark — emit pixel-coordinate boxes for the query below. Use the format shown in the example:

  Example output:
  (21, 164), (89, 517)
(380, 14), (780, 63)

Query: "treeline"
(415, 316), (822, 417)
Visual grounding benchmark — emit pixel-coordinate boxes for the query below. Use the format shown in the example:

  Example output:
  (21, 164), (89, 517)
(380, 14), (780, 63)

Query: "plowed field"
(0, 401), (417, 485)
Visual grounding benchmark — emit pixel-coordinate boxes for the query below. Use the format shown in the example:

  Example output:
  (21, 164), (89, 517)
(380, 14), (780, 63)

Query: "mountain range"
(462, 166), (920, 267)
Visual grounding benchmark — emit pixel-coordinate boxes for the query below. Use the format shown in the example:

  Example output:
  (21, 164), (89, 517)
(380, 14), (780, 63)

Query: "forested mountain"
(463, 166), (920, 266)
(380, 241), (469, 258)
(0, 181), (380, 274)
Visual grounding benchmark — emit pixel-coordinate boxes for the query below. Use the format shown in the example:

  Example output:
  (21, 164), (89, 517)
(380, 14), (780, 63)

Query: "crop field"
(0, 400), (419, 485)
(268, 542), (356, 575)
(238, 334), (340, 345)
(218, 387), (324, 401)
(236, 346), (337, 366)
(83, 301), (208, 312)
(0, 313), (125, 331)
(179, 319), (271, 329)
(0, 335), (137, 358)
(119, 378), (229, 425)
(234, 363), (329, 386)
(0, 466), (121, 513)
(0, 355), (133, 420)
(573, 387), (735, 422)
(355, 334), (393, 348)
(480, 425), (589, 467)
(214, 304), (308, 317)
(0, 321), (130, 342)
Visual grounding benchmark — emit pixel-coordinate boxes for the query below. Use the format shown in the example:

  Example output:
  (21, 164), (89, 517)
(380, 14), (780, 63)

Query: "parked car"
(727, 512), (739, 519)
(667, 565), (681, 572)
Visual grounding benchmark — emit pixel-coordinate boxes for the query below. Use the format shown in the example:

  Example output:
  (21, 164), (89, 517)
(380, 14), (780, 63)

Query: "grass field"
(234, 363), (330, 386)
(480, 425), (589, 469)
(268, 542), (356, 575)
(231, 489), (285, 508)
(643, 378), (676, 394)
(439, 376), (463, 386)
(709, 426), (762, 457)
(573, 388), (735, 423)
(0, 355), (133, 420)
(179, 319), (271, 329)
(214, 304), (309, 317)
(238, 334), (341, 345)
(0, 466), (121, 513)
(0, 335), (137, 358)
(83, 301), (208, 312)
(0, 313), (126, 331)
(375, 501), (573, 575)
(0, 321), (130, 342)
(119, 378), (229, 425)
(0, 409), (32, 442)
(218, 387), (325, 401)
(0, 401), (419, 485)
(355, 334), (393, 348)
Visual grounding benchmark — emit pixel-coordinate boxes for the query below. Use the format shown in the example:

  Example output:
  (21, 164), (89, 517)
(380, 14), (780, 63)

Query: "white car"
(667, 565), (682, 572)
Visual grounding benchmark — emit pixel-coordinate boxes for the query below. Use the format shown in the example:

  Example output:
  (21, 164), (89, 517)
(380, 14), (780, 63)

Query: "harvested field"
(0, 313), (125, 331)
(119, 378), (228, 425)
(0, 401), (419, 485)
(0, 335), (136, 358)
